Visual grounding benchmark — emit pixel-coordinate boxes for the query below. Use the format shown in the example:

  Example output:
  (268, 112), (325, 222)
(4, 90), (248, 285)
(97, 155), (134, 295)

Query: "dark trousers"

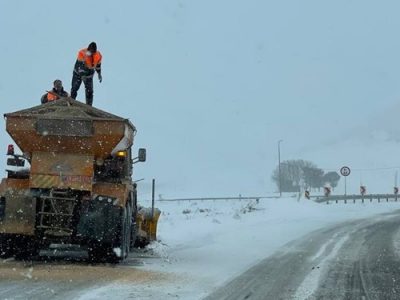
(70, 72), (94, 106)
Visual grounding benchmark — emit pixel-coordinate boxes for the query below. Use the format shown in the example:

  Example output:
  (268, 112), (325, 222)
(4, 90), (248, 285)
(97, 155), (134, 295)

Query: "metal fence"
(312, 194), (400, 204)
(149, 193), (399, 204)
(157, 195), (296, 202)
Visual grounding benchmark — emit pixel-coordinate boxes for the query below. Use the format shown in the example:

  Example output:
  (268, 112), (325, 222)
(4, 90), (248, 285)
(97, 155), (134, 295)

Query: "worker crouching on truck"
(41, 79), (69, 104)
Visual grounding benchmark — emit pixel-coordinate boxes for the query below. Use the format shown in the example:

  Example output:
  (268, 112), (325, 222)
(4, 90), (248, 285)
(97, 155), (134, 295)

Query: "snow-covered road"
(1, 198), (400, 299)
(205, 211), (400, 299)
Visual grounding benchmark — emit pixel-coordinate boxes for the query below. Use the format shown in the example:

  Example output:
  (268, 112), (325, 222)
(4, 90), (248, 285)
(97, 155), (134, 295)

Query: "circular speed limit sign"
(340, 166), (351, 176)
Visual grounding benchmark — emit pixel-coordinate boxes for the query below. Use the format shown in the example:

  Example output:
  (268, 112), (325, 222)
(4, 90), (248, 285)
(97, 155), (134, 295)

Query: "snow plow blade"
(136, 207), (161, 247)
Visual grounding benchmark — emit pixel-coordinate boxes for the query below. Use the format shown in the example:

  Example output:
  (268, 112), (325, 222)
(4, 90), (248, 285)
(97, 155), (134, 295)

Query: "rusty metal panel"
(92, 182), (130, 207)
(0, 179), (35, 235)
(6, 117), (126, 159)
(36, 119), (93, 137)
(1, 178), (30, 190)
(30, 153), (93, 191)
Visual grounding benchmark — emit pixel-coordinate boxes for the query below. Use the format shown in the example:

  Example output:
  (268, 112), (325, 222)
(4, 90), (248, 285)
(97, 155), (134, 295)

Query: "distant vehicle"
(0, 99), (160, 262)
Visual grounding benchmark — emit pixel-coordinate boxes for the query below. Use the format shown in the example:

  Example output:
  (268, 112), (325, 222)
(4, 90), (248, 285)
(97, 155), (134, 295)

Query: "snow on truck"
(0, 98), (160, 262)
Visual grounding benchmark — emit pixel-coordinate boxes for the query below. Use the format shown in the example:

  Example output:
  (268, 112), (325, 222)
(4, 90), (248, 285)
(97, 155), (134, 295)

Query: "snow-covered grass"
(78, 197), (400, 299)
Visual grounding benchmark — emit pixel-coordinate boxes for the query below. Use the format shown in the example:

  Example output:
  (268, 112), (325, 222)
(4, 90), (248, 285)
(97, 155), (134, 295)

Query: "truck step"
(40, 196), (76, 201)
(37, 212), (74, 217)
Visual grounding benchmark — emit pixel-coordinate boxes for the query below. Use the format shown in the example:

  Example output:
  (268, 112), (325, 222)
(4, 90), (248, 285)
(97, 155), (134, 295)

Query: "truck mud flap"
(76, 199), (121, 244)
(0, 197), (5, 222)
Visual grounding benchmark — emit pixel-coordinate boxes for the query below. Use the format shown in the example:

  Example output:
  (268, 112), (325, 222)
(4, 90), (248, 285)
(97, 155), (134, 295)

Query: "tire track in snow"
(292, 234), (349, 300)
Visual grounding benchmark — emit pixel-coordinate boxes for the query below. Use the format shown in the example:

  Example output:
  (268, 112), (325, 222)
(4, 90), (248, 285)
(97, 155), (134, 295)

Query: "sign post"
(340, 166), (351, 196)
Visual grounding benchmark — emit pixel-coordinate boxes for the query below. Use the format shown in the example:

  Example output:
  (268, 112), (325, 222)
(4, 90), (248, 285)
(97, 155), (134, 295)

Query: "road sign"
(324, 187), (331, 197)
(340, 166), (351, 177)
(360, 186), (366, 196)
(340, 166), (351, 196)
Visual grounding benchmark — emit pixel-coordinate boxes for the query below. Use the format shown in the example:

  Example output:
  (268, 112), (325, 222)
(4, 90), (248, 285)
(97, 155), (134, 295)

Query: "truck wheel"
(119, 206), (128, 260)
(128, 197), (137, 251)
(124, 204), (132, 258)
(106, 206), (128, 263)
(88, 207), (130, 263)
(87, 242), (104, 263)
(14, 236), (40, 260)
(130, 222), (138, 251)
(0, 234), (14, 258)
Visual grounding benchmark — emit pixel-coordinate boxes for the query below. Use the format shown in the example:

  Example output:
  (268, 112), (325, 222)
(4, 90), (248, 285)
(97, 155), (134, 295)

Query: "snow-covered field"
(78, 197), (400, 299)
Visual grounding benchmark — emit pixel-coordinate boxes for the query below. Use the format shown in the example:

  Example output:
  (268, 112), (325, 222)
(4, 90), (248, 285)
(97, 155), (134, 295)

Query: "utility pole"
(278, 140), (283, 197)
(151, 179), (155, 218)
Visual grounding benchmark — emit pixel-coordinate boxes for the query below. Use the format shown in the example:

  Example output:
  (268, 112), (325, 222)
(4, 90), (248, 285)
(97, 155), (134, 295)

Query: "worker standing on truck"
(41, 79), (69, 104)
(70, 42), (102, 106)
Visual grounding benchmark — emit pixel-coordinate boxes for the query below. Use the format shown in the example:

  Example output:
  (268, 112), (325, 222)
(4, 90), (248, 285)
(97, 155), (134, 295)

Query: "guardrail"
(312, 194), (400, 204)
(157, 195), (297, 202)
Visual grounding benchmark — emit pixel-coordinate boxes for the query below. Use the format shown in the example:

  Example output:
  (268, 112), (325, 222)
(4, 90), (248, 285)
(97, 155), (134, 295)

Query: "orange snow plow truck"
(0, 98), (160, 262)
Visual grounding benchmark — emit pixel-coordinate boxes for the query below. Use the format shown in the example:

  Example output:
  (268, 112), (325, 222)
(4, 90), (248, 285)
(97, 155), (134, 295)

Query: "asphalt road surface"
(205, 211), (400, 300)
(0, 248), (165, 300)
(2, 212), (400, 300)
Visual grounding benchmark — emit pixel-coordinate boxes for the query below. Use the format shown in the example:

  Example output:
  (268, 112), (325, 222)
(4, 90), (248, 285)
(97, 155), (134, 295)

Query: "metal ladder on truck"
(37, 189), (78, 237)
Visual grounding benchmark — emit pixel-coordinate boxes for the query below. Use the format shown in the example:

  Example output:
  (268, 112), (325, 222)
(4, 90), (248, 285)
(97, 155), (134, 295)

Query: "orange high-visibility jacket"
(77, 48), (102, 71)
(47, 92), (58, 101)
(41, 90), (68, 104)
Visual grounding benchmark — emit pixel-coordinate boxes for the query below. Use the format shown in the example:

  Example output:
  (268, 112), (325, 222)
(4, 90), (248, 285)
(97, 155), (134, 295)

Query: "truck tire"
(87, 242), (104, 263)
(14, 236), (40, 260)
(88, 206), (128, 263)
(109, 206), (128, 262)
(119, 206), (128, 260)
(130, 222), (138, 251)
(0, 234), (14, 258)
(124, 203), (132, 258)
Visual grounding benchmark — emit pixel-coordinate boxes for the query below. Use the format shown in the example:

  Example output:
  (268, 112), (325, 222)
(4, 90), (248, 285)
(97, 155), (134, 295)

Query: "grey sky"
(1, 1), (399, 197)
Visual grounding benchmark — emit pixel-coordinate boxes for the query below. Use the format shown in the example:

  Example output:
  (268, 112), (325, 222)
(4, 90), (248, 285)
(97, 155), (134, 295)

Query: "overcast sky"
(1, 0), (400, 198)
